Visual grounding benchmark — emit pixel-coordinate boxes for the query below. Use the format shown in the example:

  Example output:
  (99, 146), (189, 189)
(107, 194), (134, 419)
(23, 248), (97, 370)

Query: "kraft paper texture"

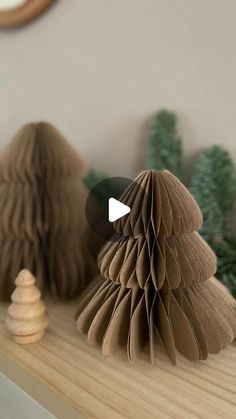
(76, 170), (236, 363)
(0, 122), (95, 300)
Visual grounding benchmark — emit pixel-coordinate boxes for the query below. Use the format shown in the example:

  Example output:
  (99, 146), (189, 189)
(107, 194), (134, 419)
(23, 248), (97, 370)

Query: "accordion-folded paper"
(0, 122), (95, 300)
(76, 170), (236, 363)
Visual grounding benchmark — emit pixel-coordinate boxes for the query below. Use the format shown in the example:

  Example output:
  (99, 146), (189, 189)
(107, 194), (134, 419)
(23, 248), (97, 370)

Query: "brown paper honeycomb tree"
(0, 122), (95, 301)
(76, 170), (236, 363)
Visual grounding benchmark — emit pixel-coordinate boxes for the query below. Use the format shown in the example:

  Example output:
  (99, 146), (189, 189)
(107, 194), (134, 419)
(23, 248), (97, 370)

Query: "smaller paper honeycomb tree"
(0, 122), (96, 300)
(5, 269), (49, 344)
(76, 170), (236, 363)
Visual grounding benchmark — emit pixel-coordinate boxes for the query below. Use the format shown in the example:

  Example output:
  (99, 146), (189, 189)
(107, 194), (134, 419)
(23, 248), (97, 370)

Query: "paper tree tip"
(114, 169), (203, 237)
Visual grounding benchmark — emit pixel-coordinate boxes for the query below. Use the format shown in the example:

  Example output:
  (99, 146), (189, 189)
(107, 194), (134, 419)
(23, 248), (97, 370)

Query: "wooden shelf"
(0, 299), (236, 419)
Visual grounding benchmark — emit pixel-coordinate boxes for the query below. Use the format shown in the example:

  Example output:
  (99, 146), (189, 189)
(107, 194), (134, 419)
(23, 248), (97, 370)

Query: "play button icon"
(108, 198), (130, 222)
(85, 176), (147, 242)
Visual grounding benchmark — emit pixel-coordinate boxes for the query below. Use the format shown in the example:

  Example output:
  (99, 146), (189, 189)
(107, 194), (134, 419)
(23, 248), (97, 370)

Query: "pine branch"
(191, 145), (236, 297)
(83, 169), (108, 192)
(191, 145), (236, 241)
(83, 168), (119, 211)
(212, 239), (236, 298)
(147, 109), (183, 179)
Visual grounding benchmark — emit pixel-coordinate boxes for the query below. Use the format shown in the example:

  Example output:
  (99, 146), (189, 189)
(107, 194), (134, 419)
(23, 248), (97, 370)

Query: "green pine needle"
(211, 240), (236, 298)
(147, 109), (183, 179)
(83, 169), (107, 192)
(191, 145), (236, 242)
(83, 168), (120, 211)
(191, 145), (236, 297)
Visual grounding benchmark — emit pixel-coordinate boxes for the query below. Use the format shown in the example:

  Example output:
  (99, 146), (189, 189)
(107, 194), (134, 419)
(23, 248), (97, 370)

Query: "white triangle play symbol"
(108, 197), (131, 222)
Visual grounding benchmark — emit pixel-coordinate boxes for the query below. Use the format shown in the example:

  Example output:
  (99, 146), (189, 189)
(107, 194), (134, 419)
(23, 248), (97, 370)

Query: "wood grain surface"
(0, 299), (236, 419)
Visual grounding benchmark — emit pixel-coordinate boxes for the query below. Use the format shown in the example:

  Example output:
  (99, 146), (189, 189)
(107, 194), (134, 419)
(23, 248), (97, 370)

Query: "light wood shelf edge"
(0, 349), (85, 419)
(0, 299), (236, 419)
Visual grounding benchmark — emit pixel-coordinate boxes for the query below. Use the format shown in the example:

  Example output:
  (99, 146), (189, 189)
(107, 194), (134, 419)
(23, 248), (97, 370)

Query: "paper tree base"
(76, 276), (236, 364)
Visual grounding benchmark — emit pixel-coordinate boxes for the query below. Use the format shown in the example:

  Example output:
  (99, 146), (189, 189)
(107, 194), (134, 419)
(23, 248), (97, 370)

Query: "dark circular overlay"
(85, 176), (143, 242)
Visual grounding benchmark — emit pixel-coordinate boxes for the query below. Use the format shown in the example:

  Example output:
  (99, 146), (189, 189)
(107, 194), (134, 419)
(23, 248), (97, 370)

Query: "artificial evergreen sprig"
(147, 109), (183, 179)
(83, 168), (107, 192)
(191, 145), (236, 297)
(191, 145), (236, 241)
(212, 239), (236, 298)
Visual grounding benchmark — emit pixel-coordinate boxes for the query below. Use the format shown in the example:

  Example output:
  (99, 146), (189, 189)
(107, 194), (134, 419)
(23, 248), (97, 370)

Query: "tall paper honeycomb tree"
(76, 170), (236, 363)
(0, 122), (95, 301)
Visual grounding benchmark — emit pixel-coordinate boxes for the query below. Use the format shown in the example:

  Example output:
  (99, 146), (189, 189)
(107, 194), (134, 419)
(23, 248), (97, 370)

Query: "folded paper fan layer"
(98, 232), (216, 289)
(76, 276), (236, 363)
(76, 169), (236, 363)
(0, 122), (95, 300)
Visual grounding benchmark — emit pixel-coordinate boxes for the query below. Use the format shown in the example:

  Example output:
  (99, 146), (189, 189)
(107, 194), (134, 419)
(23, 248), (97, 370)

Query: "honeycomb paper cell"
(0, 122), (96, 300)
(75, 170), (236, 363)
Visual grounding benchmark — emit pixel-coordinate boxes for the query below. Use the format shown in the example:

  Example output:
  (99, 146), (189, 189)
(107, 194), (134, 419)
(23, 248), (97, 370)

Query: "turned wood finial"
(5, 269), (49, 344)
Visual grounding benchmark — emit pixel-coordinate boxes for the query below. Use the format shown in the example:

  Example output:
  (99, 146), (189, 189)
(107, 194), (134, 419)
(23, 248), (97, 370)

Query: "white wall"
(1, 0), (236, 178)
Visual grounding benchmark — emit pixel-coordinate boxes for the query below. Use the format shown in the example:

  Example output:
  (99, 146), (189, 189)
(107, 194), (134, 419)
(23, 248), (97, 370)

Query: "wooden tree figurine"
(0, 122), (95, 301)
(5, 269), (49, 344)
(76, 170), (236, 363)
